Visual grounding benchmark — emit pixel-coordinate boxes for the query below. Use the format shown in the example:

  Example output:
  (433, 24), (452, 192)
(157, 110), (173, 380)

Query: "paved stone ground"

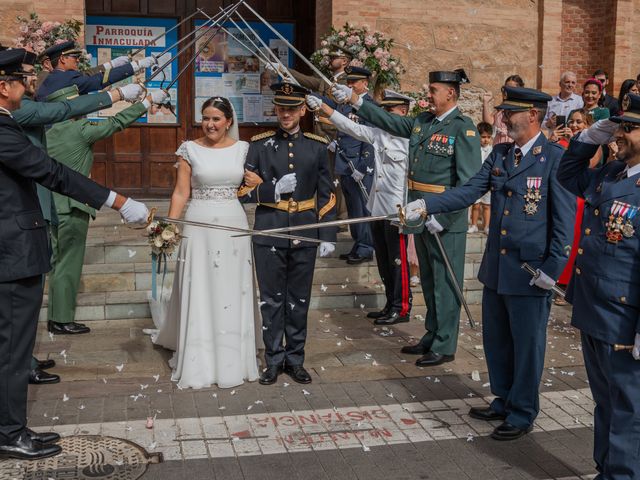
(10, 301), (599, 479)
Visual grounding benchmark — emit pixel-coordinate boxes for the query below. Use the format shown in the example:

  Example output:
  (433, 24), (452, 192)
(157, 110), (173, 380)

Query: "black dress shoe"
(339, 253), (352, 260)
(415, 352), (454, 367)
(366, 307), (390, 319)
(469, 407), (506, 422)
(259, 366), (282, 385)
(29, 368), (61, 385)
(36, 358), (56, 370)
(346, 254), (373, 265)
(0, 432), (62, 460)
(27, 428), (61, 444)
(374, 312), (410, 325)
(283, 365), (312, 384)
(47, 321), (90, 335)
(400, 343), (426, 355)
(490, 421), (532, 441)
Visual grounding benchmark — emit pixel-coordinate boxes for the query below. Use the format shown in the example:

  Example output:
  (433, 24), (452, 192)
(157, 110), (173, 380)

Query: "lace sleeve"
(239, 140), (250, 163)
(175, 141), (191, 167)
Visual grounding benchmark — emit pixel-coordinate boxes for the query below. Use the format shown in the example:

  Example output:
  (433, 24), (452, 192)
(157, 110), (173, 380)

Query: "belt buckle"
(287, 198), (299, 213)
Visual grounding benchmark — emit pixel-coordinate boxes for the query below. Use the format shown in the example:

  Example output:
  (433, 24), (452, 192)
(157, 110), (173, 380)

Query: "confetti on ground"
(62, 394), (69, 402)
(471, 370), (481, 382)
(115, 364), (124, 372)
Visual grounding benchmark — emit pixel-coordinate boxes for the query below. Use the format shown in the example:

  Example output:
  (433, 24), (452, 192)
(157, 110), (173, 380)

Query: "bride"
(150, 96), (259, 389)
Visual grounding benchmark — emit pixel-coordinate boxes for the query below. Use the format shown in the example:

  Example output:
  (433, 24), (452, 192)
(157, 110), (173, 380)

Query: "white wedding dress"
(150, 140), (259, 389)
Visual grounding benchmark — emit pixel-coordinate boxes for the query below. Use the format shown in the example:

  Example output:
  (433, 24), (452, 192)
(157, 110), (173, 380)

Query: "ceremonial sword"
(128, 9), (203, 59)
(521, 262), (567, 299)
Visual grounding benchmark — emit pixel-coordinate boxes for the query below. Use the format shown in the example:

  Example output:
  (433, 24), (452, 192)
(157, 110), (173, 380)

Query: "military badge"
(532, 146), (542, 155)
(282, 83), (294, 95)
(523, 177), (542, 215)
(606, 201), (637, 242)
(413, 126), (421, 134)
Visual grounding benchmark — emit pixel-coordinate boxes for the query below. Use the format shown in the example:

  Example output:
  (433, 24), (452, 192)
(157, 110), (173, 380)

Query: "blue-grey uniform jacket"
(36, 63), (135, 101)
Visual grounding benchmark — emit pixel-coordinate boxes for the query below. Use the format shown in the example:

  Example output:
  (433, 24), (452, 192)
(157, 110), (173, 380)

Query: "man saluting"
(241, 82), (337, 385)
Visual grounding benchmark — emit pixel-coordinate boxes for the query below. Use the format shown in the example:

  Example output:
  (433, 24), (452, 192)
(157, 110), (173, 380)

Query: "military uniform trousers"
(370, 220), (412, 316)
(47, 209), (91, 324)
(414, 229), (466, 356)
(581, 332), (640, 479)
(482, 286), (551, 429)
(0, 275), (42, 444)
(253, 244), (317, 367)
(340, 174), (374, 258)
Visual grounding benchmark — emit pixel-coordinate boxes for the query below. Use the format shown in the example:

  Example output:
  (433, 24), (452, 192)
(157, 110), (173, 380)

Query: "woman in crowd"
(581, 78), (610, 121)
(481, 74), (524, 145)
(616, 79), (639, 114)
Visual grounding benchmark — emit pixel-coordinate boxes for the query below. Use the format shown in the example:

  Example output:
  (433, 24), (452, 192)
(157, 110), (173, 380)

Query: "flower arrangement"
(13, 12), (92, 71)
(146, 220), (181, 256)
(404, 84), (432, 117)
(311, 23), (405, 91)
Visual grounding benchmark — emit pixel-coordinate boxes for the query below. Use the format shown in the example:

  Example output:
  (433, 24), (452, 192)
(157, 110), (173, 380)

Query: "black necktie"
(514, 148), (523, 168)
(615, 169), (628, 182)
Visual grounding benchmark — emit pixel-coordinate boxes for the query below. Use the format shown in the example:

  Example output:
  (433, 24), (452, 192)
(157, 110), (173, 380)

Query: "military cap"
(611, 93), (640, 125)
(328, 43), (353, 59)
(429, 68), (470, 85)
(44, 40), (83, 62)
(0, 48), (31, 77)
(380, 89), (411, 107)
(496, 86), (552, 111)
(345, 66), (371, 81)
(270, 81), (310, 106)
(46, 84), (80, 103)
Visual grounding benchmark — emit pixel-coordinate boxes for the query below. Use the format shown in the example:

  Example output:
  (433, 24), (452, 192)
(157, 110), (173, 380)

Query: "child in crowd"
(468, 122), (493, 234)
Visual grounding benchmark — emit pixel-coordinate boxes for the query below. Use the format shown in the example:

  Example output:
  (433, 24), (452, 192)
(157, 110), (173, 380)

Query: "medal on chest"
(606, 201), (637, 243)
(427, 134), (455, 155)
(523, 177), (542, 215)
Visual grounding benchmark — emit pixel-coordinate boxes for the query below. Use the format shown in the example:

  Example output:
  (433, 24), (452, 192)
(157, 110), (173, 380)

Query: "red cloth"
(558, 197), (584, 286)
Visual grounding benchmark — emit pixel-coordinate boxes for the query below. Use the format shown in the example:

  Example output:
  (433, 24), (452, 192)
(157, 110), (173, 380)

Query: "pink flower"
(364, 35), (375, 47)
(346, 35), (359, 46)
(55, 38), (66, 44)
(321, 40), (328, 47)
(338, 31), (347, 37)
(321, 48), (329, 55)
(373, 48), (384, 60)
(418, 100), (428, 108)
(35, 29), (43, 36)
(20, 25), (28, 34)
(358, 50), (368, 60)
(349, 59), (363, 68)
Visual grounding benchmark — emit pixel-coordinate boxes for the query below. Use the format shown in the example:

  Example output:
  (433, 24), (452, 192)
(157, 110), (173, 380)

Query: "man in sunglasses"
(400, 86), (576, 441)
(557, 94), (640, 479)
(36, 40), (157, 101)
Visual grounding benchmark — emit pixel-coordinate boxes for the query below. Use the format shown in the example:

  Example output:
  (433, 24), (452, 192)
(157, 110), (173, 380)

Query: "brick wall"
(559, 0), (616, 84)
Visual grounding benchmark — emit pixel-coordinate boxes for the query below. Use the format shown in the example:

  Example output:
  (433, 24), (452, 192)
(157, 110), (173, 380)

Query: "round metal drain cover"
(0, 435), (151, 480)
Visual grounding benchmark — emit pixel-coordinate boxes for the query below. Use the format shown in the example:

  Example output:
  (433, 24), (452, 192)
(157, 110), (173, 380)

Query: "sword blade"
(155, 216), (325, 244)
(230, 214), (397, 238)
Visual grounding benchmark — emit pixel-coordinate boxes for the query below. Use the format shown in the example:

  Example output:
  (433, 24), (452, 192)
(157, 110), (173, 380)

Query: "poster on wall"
(192, 20), (294, 124)
(85, 16), (180, 124)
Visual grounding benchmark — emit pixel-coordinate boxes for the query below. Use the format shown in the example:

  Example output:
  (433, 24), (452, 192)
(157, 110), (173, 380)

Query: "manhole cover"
(0, 435), (154, 480)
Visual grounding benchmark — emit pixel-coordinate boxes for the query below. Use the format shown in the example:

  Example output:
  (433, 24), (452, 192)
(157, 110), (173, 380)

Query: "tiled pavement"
(12, 301), (600, 479)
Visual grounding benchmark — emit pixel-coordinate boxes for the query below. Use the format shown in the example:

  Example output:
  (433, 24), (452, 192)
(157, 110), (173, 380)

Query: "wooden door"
(86, 0), (317, 196)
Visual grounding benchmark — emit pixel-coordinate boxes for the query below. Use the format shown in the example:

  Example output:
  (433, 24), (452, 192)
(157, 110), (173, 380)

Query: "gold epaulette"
(251, 131), (276, 142)
(303, 132), (329, 144)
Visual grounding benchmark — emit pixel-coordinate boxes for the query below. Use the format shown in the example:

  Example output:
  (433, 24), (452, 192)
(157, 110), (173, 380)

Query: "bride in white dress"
(150, 97), (259, 389)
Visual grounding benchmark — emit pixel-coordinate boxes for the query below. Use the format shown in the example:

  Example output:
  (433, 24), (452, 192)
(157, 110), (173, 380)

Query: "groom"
(242, 82), (337, 385)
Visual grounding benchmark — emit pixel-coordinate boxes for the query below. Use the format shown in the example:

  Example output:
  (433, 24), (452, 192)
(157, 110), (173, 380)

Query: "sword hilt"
(124, 206), (156, 230)
(614, 344), (634, 351)
(396, 203), (427, 228)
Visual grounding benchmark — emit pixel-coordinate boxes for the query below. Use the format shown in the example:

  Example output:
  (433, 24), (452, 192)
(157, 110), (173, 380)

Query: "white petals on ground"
(471, 370), (481, 382)
(62, 394), (69, 402)
(115, 364), (124, 372)
(321, 284), (328, 292)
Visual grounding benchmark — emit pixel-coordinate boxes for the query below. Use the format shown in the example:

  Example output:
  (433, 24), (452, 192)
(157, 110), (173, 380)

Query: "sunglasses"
(64, 54), (81, 60)
(620, 122), (640, 133)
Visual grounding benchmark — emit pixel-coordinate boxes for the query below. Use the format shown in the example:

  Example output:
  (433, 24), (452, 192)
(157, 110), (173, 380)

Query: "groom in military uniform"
(241, 82), (337, 385)
(333, 70), (481, 366)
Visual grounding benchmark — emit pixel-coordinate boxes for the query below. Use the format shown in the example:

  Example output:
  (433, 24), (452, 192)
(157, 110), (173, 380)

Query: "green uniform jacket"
(357, 101), (482, 233)
(46, 101), (147, 218)
(12, 92), (113, 223)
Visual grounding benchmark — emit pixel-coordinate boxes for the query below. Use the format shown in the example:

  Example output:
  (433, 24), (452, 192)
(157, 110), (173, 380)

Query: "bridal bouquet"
(147, 220), (181, 256)
(311, 23), (405, 91)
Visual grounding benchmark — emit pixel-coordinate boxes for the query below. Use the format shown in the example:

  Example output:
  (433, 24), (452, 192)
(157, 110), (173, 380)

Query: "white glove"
(275, 173), (297, 196)
(108, 55), (130, 69)
(331, 84), (353, 104)
(149, 89), (169, 105)
(632, 333), (640, 361)
(119, 83), (144, 102)
(351, 169), (365, 182)
(425, 215), (444, 234)
(131, 56), (157, 72)
(578, 119), (619, 145)
(119, 198), (149, 224)
(404, 199), (426, 221)
(529, 269), (556, 290)
(306, 95), (323, 110)
(319, 242), (335, 257)
(265, 62), (282, 74)
(327, 140), (337, 153)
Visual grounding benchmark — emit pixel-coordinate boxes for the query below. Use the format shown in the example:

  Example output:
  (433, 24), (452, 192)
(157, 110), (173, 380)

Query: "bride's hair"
(201, 96), (234, 126)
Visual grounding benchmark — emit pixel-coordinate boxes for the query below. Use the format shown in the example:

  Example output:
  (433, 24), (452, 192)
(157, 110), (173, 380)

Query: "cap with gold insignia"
(270, 81), (310, 106)
(496, 86), (552, 111)
(611, 93), (640, 125)
(43, 40), (83, 63)
(0, 48), (32, 77)
(46, 84), (80, 103)
(0, 44), (36, 68)
(429, 68), (470, 85)
(328, 43), (353, 59)
(345, 66), (371, 82)
(380, 89), (411, 107)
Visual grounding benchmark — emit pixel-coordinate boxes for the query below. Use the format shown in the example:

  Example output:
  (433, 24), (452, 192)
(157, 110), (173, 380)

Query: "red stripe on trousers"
(399, 233), (410, 316)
